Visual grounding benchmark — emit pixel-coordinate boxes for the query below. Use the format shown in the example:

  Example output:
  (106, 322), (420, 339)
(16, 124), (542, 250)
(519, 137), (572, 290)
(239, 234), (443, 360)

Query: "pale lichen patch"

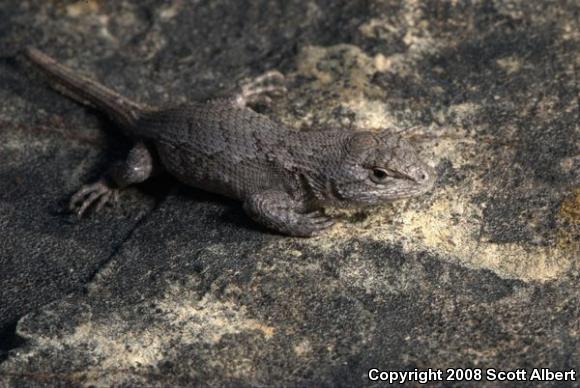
(311, 180), (575, 282)
(66, 0), (100, 18)
(6, 280), (275, 386)
(496, 56), (523, 75)
(293, 338), (312, 357)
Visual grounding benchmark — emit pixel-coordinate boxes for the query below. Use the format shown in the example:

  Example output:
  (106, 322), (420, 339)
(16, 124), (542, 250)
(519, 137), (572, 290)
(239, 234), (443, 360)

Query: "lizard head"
(320, 131), (436, 205)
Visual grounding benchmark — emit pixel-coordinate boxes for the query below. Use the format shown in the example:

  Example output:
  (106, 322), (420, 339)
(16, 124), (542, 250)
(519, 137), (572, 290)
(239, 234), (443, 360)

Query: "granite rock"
(0, 0), (578, 386)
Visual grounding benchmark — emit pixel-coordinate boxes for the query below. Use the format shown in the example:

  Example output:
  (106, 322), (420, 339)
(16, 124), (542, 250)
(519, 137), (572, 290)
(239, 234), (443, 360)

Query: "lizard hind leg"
(235, 70), (287, 108)
(70, 142), (158, 217)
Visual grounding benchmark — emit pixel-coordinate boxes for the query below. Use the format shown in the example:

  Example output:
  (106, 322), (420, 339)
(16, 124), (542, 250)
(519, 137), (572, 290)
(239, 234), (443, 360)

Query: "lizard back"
(138, 101), (293, 200)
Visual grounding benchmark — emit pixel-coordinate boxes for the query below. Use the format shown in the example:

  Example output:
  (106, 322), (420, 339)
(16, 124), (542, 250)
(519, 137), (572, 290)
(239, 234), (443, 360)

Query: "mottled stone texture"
(0, 0), (578, 387)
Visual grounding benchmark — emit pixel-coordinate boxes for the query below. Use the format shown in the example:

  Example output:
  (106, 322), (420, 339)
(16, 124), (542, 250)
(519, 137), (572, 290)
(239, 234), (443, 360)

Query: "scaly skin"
(25, 47), (436, 237)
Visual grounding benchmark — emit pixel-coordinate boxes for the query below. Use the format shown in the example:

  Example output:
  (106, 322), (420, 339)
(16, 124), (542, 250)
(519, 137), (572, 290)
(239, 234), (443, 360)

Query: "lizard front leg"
(243, 190), (334, 237)
(70, 141), (158, 216)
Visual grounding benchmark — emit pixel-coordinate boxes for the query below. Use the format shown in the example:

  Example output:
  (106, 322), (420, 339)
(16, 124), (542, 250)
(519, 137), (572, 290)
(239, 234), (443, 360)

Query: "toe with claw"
(236, 70), (287, 108)
(300, 210), (335, 236)
(69, 180), (119, 217)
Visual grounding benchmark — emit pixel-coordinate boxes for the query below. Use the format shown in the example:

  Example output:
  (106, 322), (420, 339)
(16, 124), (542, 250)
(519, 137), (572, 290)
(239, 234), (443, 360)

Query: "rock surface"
(0, 0), (578, 386)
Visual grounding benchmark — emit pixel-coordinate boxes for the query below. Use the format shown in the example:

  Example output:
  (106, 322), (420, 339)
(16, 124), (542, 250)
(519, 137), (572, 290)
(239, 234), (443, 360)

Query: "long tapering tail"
(25, 47), (146, 129)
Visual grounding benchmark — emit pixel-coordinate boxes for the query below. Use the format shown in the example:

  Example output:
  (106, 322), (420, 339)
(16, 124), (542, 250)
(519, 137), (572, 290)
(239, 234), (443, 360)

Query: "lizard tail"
(25, 47), (146, 129)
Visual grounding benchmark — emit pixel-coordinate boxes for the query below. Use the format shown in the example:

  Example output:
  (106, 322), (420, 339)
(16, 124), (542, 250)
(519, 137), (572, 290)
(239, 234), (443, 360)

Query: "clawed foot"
(244, 190), (335, 237)
(298, 210), (335, 236)
(236, 70), (287, 108)
(69, 180), (119, 217)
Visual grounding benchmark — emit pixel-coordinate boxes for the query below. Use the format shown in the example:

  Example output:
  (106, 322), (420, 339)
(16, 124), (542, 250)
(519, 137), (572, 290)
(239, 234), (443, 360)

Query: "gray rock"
(0, 0), (578, 386)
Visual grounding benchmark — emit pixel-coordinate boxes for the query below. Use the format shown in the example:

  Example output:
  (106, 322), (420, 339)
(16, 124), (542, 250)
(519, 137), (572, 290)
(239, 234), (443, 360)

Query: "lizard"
(24, 47), (436, 237)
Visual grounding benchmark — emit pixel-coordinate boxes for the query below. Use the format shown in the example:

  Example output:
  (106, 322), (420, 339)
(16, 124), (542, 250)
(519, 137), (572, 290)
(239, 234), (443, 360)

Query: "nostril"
(418, 172), (427, 181)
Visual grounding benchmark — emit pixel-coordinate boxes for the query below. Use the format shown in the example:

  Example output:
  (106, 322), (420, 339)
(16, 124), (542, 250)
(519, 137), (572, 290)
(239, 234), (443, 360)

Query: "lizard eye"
(370, 168), (390, 183)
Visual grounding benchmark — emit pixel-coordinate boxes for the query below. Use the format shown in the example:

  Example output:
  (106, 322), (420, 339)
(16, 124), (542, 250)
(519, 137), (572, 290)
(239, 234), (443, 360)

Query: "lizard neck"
(284, 129), (352, 205)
